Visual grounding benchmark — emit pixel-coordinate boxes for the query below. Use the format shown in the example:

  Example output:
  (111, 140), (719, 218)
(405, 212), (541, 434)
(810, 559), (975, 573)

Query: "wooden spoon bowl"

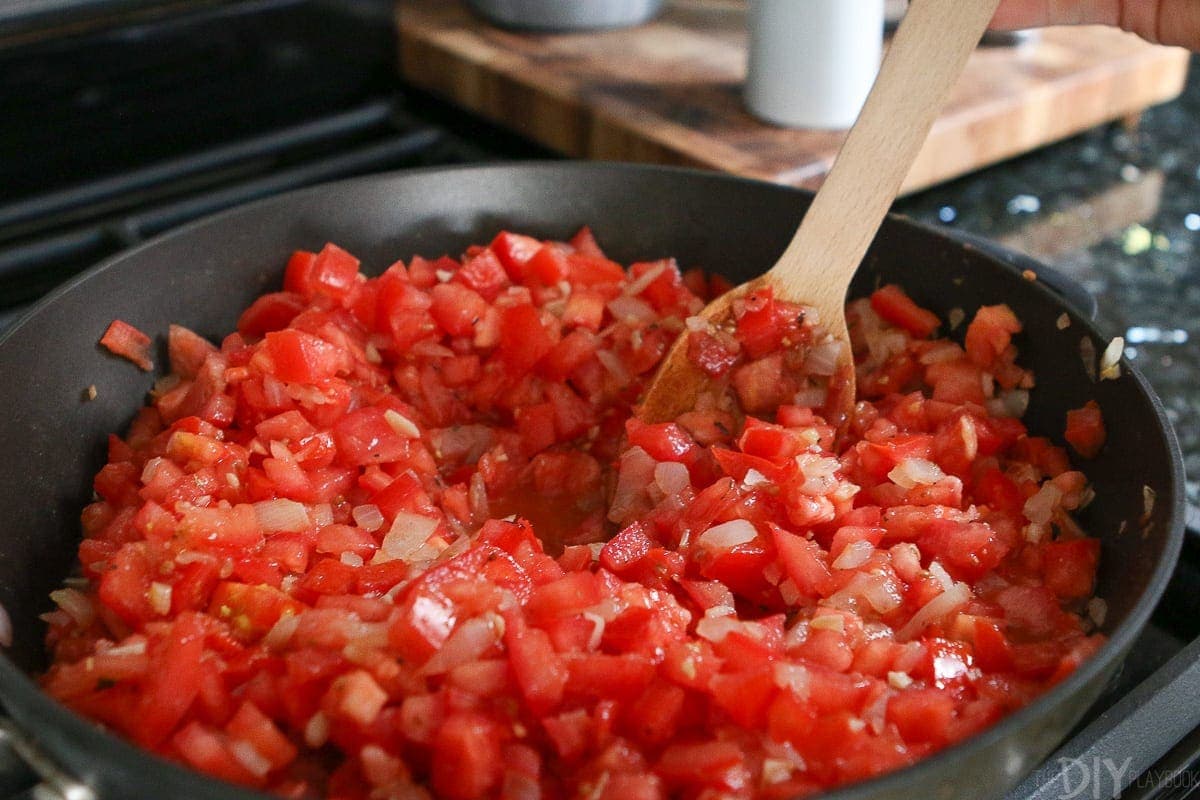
(638, 0), (1002, 427)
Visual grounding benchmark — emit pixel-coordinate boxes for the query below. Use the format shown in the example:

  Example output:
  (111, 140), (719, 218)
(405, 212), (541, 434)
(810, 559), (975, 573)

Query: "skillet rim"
(0, 161), (1185, 800)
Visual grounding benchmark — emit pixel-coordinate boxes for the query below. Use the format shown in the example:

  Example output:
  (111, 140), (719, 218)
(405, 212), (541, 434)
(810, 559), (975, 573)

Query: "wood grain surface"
(398, 0), (1189, 194)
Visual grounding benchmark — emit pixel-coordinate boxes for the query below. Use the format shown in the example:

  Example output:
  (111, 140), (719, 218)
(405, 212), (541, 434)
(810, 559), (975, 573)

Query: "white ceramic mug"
(744, 0), (885, 129)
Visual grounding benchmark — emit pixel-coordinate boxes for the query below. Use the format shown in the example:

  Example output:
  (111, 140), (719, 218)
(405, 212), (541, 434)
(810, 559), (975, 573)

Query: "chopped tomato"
(870, 285), (939, 338)
(100, 319), (154, 371)
(1064, 400), (1106, 458)
(49, 230), (1104, 800)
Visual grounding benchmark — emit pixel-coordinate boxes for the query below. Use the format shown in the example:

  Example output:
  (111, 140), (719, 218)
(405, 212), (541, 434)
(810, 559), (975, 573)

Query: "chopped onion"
(1099, 336), (1124, 380)
(140, 456), (170, 485)
(809, 614), (844, 633)
(987, 389), (1030, 419)
(863, 689), (890, 735)
(868, 330), (908, 364)
(467, 473), (489, 523)
(421, 615), (499, 675)
(697, 519), (758, 552)
(340, 552), (364, 567)
(312, 503), (334, 527)
(685, 315), (707, 332)
(742, 468), (769, 488)
(1080, 337), (1097, 382)
(888, 458), (944, 489)
(1024, 522), (1050, 543)
(606, 295), (657, 324)
(1087, 597), (1108, 627)
(887, 670), (913, 689)
(889, 543), (922, 581)
(947, 308), (965, 331)
(582, 597), (622, 623)
(918, 341), (964, 365)
(102, 638), (147, 657)
(928, 561), (955, 592)
(50, 588), (95, 627)
(791, 386), (828, 408)
(772, 662), (811, 698)
(229, 740), (272, 778)
(625, 260), (669, 296)
(375, 512), (439, 564)
(804, 340), (845, 376)
(268, 440), (294, 461)
(1002, 389), (1030, 417)
(175, 550), (216, 565)
(779, 578), (801, 606)
(265, 612), (300, 650)
(861, 574), (904, 614)
(360, 744), (403, 788)
(896, 581), (971, 641)
(796, 454), (840, 495)
(384, 409), (420, 438)
(762, 758), (794, 785)
(1023, 483), (1062, 525)
(410, 340), (454, 358)
(654, 461), (691, 497)
(352, 504), (384, 532)
(695, 614), (742, 643)
(608, 447), (657, 523)
(148, 582), (172, 616)
(304, 712), (330, 748)
(254, 499), (311, 532)
(958, 415), (979, 461)
(596, 349), (632, 383)
(582, 612), (606, 651)
(832, 539), (873, 570)
(1056, 313), (1071, 330)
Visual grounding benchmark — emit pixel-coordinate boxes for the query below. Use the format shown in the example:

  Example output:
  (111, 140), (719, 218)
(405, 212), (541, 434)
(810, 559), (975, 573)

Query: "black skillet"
(0, 163), (1184, 799)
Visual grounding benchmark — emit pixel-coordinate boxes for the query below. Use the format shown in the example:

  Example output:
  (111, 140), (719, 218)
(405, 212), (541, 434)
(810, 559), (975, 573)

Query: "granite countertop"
(894, 54), (1200, 507)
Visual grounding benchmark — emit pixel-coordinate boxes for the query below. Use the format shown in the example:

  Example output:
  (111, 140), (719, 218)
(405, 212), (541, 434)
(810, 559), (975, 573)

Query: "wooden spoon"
(638, 0), (1002, 426)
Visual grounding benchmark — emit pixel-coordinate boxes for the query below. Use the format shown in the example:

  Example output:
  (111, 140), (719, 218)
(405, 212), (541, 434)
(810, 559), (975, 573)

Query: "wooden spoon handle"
(766, 0), (1002, 314)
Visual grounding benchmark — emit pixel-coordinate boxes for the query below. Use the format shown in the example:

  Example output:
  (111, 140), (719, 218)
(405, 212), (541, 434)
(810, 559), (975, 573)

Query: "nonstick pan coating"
(0, 163), (1184, 800)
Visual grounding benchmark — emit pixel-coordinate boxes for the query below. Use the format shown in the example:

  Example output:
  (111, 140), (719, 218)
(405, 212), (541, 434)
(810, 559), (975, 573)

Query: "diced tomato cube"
(285, 244), (360, 301)
(430, 282), (490, 338)
(656, 741), (747, 790)
(965, 303), (1021, 367)
(498, 303), (555, 375)
(1064, 400), (1106, 459)
(333, 406), (410, 466)
(1041, 538), (1101, 600)
(491, 231), (543, 280)
(887, 688), (956, 745)
(225, 701), (298, 770)
(504, 614), (567, 715)
(237, 292), (307, 338)
(100, 319), (154, 371)
(261, 329), (346, 383)
(527, 244), (571, 284)
(870, 285), (940, 338)
(454, 248), (510, 301)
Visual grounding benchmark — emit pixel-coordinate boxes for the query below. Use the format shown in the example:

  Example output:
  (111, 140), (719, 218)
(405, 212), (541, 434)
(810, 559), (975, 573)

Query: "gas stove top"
(0, 2), (1197, 798)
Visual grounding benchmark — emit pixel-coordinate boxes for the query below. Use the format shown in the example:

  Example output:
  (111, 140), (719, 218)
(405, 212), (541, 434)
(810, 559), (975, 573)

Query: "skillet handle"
(0, 718), (92, 800)
(940, 227), (1099, 321)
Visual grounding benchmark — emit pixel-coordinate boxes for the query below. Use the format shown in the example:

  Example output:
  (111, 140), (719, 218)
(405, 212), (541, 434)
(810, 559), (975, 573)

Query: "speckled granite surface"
(895, 55), (1200, 506)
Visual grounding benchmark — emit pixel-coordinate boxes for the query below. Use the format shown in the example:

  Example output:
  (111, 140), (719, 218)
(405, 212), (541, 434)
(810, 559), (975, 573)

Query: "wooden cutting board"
(398, 0), (1189, 194)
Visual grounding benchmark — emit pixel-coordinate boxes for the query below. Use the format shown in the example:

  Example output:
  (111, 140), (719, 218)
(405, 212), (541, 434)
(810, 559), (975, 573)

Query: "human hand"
(991, 0), (1200, 49)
